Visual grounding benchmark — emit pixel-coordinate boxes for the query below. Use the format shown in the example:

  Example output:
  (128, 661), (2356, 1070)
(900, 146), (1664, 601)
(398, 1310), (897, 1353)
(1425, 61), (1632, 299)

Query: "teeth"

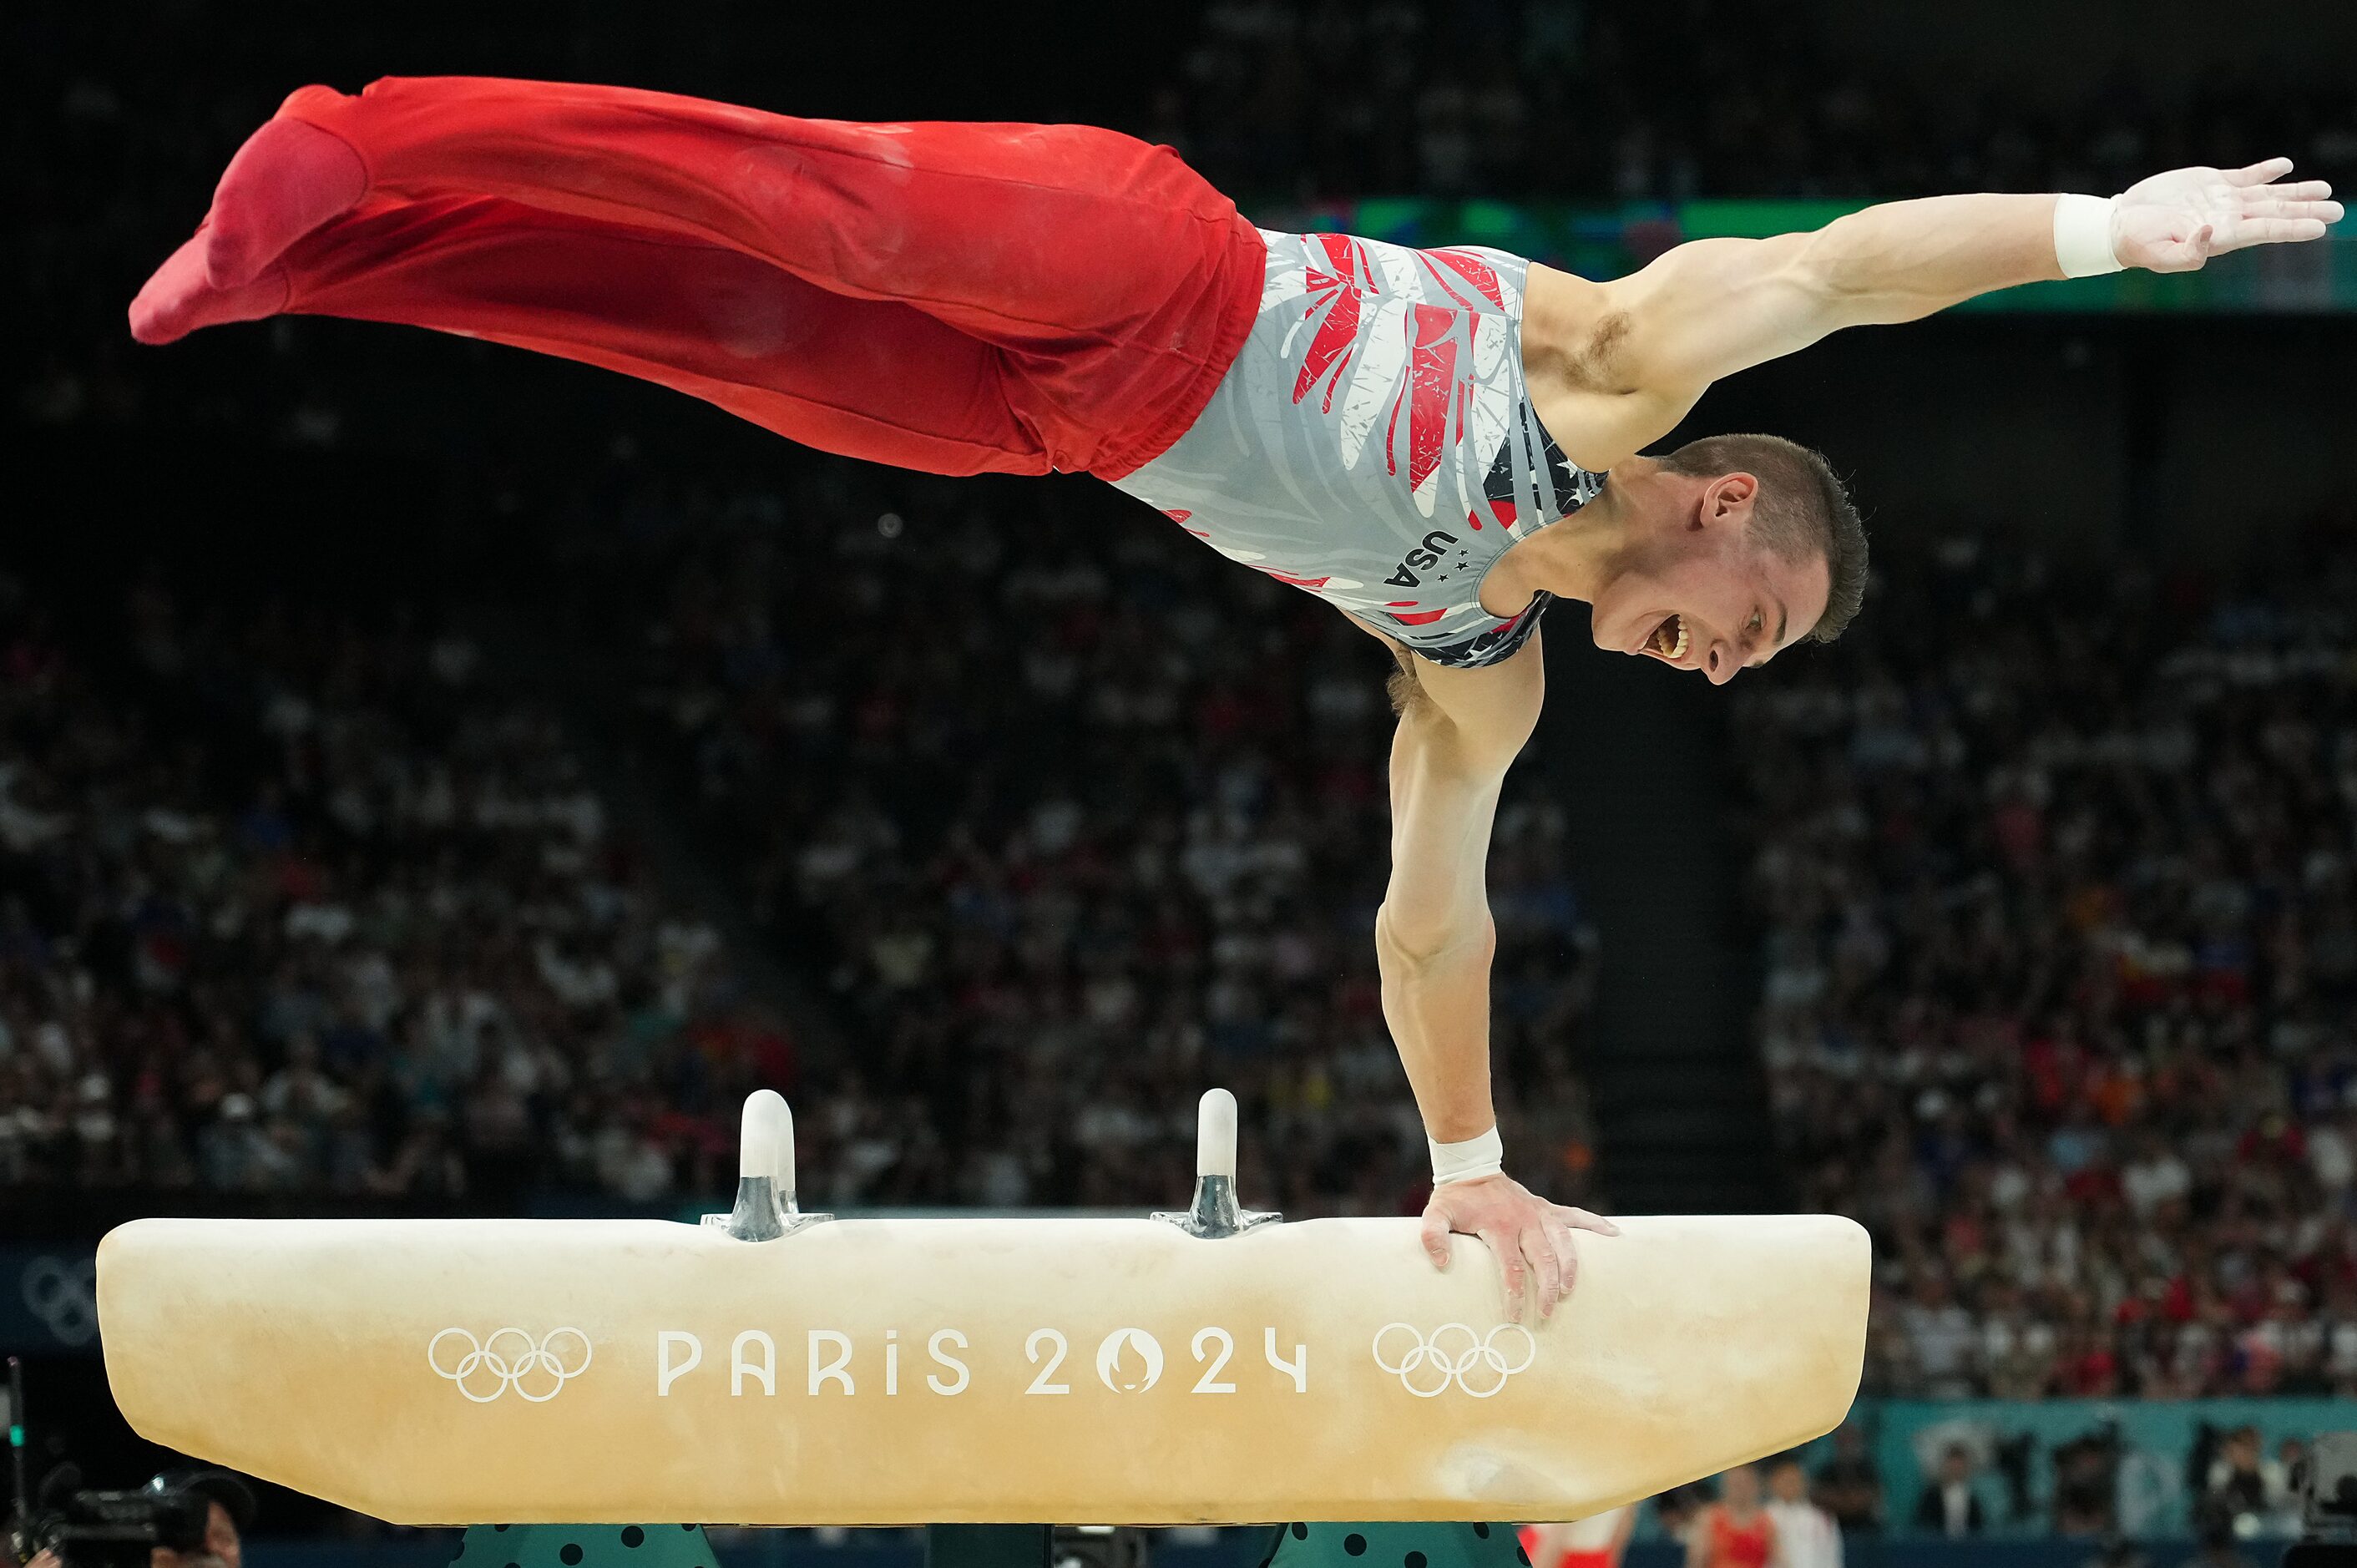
(1671, 617), (1689, 660)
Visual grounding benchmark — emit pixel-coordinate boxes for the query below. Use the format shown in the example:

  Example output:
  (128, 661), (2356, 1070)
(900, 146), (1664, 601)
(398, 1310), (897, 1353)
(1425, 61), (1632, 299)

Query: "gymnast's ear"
(1692, 469), (1759, 533)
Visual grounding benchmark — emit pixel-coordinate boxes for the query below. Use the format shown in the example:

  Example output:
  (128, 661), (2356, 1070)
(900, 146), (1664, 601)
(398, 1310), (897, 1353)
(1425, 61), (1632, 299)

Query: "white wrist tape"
(2053, 193), (2124, 278)
(1429, 1125), (1504, 1186)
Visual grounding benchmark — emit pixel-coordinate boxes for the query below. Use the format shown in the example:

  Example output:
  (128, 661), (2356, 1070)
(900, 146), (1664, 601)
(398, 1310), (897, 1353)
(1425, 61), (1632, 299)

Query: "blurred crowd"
(1737, 529), (2357, 1400)
(1144, 0), (2357, 202)
(586, 464), (1606, 1213)
(1656, 1419), (2314, 1560)
(0, 463), (1608, 1217)
(0, 569), (785, 1206)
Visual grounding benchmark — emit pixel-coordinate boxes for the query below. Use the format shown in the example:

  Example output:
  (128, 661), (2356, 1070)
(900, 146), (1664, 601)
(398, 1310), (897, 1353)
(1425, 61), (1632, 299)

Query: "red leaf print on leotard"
(1292, 234), (1367, 414)
(1286, 235), (1522, 517)
(1465, 497), (1517, 533)
(1424, 249), (1506, 311)
(1393, 303), (1459, 498)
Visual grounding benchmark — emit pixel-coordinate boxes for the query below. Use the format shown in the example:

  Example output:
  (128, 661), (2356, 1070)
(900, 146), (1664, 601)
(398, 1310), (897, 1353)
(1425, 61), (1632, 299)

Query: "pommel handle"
(1154, 1086), (1277, 1239)
(706, 1090), (828, 1241)
(1196, 1088), (1237, 1180)
(740, 1089), (794, 1198)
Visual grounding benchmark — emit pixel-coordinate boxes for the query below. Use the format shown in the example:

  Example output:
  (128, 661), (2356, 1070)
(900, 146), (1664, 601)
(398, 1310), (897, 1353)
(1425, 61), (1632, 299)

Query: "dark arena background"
(9, 3), (2357, 1568)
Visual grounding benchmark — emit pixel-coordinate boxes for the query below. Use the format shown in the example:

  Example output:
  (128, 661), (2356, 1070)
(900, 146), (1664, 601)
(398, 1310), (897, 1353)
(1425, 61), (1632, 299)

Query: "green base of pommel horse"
(915, 1521), (1530, 1568)
(446, 1520), (1530, 1568)
(450, 1525), (721, 1568)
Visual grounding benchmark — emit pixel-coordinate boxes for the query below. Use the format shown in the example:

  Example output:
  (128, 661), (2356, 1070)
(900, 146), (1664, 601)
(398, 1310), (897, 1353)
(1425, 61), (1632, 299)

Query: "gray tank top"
(1109, 229), (1604, 667)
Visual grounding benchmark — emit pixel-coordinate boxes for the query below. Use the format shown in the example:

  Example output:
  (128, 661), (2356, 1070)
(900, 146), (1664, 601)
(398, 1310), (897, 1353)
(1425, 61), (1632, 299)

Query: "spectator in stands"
(1651, 1485), (1705, 1545)
(1685, 1465), (1777, 1568)
(1763, 1455), (1842, 1568)
(2053, 1432), (2122, 1536)
(1741, 534), (2357, 1399)
(1912, 1445), (1985, 1539)
(2267, 1439), (2309, 1535)
(1520, 1505), (1633, 1568)
(1142, 0), (2357, 205)
(0, 574), (771, 1208)
(1813, 1425), (1884, 1537)
(2198, 1427), (2282, 1540)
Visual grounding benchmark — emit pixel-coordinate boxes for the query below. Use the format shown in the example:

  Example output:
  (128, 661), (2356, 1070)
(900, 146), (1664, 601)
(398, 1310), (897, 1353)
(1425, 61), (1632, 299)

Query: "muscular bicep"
(1378, 636), (1540, 955)
(1401, 627), (1545, 765)
(1609, 196), (2059, 397)
(1604, 231), (1839, 398)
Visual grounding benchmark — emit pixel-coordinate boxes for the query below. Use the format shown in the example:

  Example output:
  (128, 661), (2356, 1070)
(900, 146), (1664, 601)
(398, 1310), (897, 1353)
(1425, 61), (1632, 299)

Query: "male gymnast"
(129, 77), (2340, 1321)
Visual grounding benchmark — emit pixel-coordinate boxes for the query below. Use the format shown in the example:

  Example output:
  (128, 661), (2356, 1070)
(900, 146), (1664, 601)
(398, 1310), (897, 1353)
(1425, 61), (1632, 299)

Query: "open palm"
(2114, 157), (2342, 273)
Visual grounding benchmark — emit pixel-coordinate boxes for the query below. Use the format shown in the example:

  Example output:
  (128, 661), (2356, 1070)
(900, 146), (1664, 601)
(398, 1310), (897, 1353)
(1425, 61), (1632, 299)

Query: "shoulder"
(1523, 261), (1636, 392)
(1522, 263), (1700, 469)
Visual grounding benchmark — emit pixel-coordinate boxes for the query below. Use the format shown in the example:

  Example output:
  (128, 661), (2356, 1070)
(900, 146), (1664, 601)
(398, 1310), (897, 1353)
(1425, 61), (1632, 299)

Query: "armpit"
(1568, 309), (1636, 393)
(1385, 658), (1432, 718)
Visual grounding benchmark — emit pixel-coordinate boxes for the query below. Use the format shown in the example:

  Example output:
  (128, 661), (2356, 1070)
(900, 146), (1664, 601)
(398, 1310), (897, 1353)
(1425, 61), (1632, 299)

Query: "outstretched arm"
(1374, 632), (1616, 1321)
(1605, 158), (2342, 397)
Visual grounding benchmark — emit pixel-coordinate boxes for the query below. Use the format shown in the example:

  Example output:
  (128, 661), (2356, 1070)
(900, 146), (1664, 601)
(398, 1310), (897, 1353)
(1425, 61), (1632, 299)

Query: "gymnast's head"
(1586, 432), (1867, 685)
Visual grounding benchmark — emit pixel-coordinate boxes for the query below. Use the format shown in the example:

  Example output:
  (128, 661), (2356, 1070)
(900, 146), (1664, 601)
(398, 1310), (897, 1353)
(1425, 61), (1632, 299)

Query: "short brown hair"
(1656, 433), (1867, 642)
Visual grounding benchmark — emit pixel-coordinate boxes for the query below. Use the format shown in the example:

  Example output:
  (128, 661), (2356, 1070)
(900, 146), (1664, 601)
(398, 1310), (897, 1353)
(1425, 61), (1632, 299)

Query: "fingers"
(2235, 198), (2341, 227)
(1520, 1223), (1564, 1320)
(2158, 225), (2214, 272)
(2256, 217), (2333, 243)
(1557, 1205), (1622, 1237)
(1421, 1207), (1453, 1270)
(2223, 156), (2297, 187)
(1555, 1222), (1582, 1305)
(1488, 1225), (1529, 1322)
(1431, 1191), (1613, 1321)
(2239, 180), (2334, 205)
(2213, 217), (2332, 253)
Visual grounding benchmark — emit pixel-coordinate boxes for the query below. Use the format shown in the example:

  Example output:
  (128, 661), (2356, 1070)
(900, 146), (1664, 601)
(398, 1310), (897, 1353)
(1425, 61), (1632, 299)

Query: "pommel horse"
(97, 1090), (1867, 1566)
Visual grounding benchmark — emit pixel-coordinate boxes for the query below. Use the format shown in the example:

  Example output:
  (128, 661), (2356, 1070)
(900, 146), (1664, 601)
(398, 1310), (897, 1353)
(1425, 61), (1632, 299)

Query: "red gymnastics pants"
(245, 78), (1267, 479)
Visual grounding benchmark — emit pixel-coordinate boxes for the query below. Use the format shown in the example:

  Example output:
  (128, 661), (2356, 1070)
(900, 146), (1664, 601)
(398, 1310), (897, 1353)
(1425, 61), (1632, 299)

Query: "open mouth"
(1646, 614), (1690, 661)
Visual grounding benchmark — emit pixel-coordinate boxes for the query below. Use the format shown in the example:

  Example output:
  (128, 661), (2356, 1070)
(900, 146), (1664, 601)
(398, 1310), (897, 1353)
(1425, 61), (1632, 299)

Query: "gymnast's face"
(1590, 470), (1830, 685)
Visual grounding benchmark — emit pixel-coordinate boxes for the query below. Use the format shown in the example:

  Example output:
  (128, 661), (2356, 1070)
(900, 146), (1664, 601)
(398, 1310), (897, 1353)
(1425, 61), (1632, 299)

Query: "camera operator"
(23, 1471), (252, 1568)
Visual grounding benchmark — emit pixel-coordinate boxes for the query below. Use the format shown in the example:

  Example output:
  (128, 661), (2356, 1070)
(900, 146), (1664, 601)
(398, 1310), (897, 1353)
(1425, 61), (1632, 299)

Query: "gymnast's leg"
(131, 194), (1050, 477)
(159, 76), (1261, 472)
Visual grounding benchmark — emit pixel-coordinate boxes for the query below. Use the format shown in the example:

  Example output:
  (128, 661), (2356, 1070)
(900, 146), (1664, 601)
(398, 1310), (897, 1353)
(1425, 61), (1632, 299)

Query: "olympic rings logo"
(22, 1256), (99, 1347)
(427, 1328), (593, 1403)
(1371, 1322), (1535, 1398)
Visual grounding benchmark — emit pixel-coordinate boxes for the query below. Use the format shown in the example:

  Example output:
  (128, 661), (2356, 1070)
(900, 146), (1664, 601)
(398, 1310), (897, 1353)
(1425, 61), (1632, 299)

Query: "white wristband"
(2053, 194), (2124, 278)
(1429, 1126), (1504, 1186)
